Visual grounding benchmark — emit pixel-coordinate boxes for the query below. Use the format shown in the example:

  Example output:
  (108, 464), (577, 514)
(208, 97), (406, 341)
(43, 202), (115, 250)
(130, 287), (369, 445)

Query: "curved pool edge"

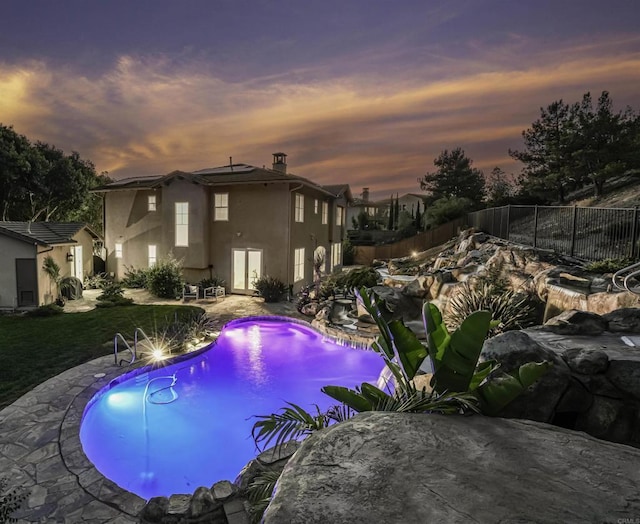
(60, 357), (148, 516)
(63, 314), (377, 515)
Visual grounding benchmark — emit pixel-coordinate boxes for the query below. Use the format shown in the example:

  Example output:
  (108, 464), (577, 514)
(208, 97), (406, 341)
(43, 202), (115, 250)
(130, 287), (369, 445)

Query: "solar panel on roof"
(191, 164), (255, 175)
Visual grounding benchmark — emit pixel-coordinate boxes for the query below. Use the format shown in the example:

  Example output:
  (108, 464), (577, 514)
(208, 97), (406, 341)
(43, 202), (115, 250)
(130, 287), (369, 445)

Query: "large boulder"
(264, 412), (640, 524)
(480, 330), (571, 422)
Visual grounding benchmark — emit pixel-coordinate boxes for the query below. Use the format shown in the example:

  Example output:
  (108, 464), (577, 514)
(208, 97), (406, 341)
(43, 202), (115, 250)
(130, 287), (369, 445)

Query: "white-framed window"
(314, 199), (318, 214)
(214, 193), (229, 221)
(322, 202), (328, 225)
(367, 206), (375, 216)
(331, 242), (342, 268)
(175, 202), (189, 247)
(294, 247), (305, 282)
(115, 242), (123, 259)
(148, 245), (157, 267)
(148, 194), (156, 211)
(336, 206), (344, 226)
(295, 193), (304, 223)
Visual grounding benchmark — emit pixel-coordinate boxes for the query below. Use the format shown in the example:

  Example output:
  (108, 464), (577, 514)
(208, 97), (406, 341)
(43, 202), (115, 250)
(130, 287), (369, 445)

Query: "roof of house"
(322, 184), (353, 203)
(94, 163), (352, 201)
(0, 222), (99, 246)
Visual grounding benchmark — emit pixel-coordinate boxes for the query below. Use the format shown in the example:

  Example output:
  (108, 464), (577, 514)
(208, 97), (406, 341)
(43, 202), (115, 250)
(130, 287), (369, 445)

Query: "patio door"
(232, 248), (262, 294)
(71, 245), (83, 283)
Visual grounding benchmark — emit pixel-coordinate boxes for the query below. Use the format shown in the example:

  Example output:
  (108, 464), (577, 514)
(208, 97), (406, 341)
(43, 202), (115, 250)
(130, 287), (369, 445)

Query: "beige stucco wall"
(0, 236), (37, 308)
(104, 189), (163, 279)
(37, 245), (71, 305)
(162, 179), (209, 271)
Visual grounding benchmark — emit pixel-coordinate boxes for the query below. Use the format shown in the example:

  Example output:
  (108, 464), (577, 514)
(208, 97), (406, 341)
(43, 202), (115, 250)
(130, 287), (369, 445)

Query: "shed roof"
(0, 222), (99, 246)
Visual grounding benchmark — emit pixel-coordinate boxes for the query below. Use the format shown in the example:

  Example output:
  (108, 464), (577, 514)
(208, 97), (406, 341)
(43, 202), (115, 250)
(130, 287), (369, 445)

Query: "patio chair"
(182, 284), (199, 301)
(204, 286), (225, 300)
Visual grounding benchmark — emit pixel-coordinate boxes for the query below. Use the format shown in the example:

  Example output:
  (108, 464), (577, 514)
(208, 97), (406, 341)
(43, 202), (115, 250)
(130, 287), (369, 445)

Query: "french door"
(232, 248), (263, 294)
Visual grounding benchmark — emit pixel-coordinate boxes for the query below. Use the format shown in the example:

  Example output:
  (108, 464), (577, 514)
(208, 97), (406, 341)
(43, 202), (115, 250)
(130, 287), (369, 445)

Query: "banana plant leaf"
(468, 359), (499, 391)
(477, 361), (553, 416)
(430, 308), (493, 394)
(357, 287), (428, 380)
(322, 385), (376, 412)
(423, 302), (450, 364)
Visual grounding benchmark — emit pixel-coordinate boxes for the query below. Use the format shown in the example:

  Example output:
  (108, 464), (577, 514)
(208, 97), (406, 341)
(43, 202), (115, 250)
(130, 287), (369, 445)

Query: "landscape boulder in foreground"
(264, 411), (640, 524)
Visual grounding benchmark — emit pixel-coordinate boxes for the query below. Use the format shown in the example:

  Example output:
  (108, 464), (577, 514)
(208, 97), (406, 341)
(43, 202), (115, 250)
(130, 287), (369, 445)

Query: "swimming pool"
(80, 317), (384, 500)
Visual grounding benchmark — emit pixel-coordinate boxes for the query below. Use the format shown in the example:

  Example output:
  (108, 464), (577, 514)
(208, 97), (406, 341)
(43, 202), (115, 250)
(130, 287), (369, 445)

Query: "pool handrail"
(114, 327), (159, 366)
(114, 332), (136, 366)
(613, 261), (640, 295)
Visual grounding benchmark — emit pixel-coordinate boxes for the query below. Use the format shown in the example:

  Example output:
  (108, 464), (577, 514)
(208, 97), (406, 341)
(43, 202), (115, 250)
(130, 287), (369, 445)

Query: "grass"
(0, 305), (203, 410)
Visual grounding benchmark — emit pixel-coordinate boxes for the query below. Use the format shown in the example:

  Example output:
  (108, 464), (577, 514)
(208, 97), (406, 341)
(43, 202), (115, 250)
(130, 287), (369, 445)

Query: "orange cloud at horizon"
(1, 40), (639, 201)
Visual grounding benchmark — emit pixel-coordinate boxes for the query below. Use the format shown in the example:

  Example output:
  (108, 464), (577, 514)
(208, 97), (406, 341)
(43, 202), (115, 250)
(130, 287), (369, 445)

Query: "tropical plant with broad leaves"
(248, 287), (551, 519)
(422, 300), (552, 415)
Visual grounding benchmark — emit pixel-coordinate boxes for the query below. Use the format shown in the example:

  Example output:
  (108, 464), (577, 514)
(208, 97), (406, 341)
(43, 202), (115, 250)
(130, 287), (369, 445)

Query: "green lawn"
(0, 305), (203, 409)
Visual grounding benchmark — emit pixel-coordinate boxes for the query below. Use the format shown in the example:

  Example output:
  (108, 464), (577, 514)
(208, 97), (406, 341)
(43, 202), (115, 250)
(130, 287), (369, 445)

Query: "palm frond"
(251, 402), (328, 451)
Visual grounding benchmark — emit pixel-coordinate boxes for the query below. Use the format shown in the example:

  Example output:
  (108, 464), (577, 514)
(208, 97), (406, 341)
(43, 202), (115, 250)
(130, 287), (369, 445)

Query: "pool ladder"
(113, 328), (156, 366)
(612, 262), (640, 295)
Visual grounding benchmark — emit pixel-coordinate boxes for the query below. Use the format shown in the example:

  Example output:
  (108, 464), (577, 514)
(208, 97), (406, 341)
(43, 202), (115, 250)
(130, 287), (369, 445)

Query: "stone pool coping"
(1, 313), (375, 523)
(1, 355), (143, 523)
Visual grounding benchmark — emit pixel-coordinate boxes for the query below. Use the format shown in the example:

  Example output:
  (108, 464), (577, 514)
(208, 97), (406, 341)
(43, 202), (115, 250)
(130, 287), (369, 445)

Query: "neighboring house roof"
(0, 222), (99, 247)
(322, 184), (354, 203)
(95, 163), (343, 199)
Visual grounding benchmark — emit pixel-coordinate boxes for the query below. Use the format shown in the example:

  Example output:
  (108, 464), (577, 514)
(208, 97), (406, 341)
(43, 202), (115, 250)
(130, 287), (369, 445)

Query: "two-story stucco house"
(95, 153), (353, 294)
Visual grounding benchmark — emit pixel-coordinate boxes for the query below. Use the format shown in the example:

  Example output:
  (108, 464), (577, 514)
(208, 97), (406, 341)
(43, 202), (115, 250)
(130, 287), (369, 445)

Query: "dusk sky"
(1, 0), (639, 200)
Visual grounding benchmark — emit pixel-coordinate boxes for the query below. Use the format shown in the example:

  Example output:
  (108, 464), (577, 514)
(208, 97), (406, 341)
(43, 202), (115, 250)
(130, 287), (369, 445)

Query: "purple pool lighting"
(80, 318), (384, 500)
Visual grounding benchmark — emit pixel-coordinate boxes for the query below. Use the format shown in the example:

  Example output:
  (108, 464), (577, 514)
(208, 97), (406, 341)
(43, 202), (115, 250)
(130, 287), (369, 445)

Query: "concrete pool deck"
(0, 291), (306, 523)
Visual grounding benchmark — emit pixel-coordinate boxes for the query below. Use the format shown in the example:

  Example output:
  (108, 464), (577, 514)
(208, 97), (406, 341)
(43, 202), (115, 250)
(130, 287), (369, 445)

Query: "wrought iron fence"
(467, 205), (640, 261)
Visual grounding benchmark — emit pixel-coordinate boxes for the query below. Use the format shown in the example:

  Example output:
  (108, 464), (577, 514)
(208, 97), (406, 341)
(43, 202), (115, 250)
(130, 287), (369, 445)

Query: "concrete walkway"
(0, 291), (306, 523)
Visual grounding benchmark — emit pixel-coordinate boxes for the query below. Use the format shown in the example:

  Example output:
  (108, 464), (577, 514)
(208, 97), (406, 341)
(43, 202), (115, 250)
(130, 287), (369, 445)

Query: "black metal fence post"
(632, 207), (639, 260)
(506, 205), (511, 241)
(533, 205), (538, 248)
(570, 205), (578, 257)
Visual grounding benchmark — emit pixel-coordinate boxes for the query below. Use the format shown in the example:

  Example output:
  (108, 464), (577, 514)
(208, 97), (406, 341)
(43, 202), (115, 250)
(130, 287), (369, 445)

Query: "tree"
(0, 124), (109, 232)
(419, 148), (485, 208)
(571, 91), (638, 197)
(510, 92), (639, 202)
(394, 195), (400, 230)
(386, 195), (394, 230)
(422, 196), (473, 230)
(509, 100), (575, 203)
(414, 200), (422, 231)
(485, 167), (515, 208)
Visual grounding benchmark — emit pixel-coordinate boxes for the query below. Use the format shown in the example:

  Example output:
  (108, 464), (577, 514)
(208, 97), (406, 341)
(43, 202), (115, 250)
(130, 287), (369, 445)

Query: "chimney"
(272, 152), (287, 173)
(362, 187), (370, 202)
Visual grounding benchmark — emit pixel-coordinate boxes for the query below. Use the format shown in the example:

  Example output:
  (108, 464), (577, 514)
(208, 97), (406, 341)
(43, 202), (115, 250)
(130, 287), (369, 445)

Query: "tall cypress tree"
(415, 200), (422, 231)
(387, 195), (394, 230)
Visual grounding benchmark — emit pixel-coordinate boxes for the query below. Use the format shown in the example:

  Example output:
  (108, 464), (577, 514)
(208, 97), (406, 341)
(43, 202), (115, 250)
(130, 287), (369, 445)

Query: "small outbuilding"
(0, 222), (102, 309)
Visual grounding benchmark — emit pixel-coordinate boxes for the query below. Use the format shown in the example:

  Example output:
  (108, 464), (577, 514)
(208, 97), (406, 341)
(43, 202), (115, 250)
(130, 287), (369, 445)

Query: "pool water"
(80, 318), (384, 500)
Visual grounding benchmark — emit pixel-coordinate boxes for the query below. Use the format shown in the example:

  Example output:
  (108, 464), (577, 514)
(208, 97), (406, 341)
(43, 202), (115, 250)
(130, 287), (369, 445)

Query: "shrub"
(147, 256), (184, 299)
(83, 272), (112, 290)
(95, 283), (134, 307)
(448, 281), (542, 335)
(198, 276), (226, 289)
(151, 311), (215, 353)
(342, 239), (355, 265)
(423, 196), (473, 229)
(254, 276), (286, 302)
(26, 303), (64, 317)
(121, 266), (151, 288)
(585, 258), (633, 274)
(319, 266), (379, 299)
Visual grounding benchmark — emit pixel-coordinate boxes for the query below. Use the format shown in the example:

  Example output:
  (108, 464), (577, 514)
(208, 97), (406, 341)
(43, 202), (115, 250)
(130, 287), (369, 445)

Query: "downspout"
(288, 183), (304, 294)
